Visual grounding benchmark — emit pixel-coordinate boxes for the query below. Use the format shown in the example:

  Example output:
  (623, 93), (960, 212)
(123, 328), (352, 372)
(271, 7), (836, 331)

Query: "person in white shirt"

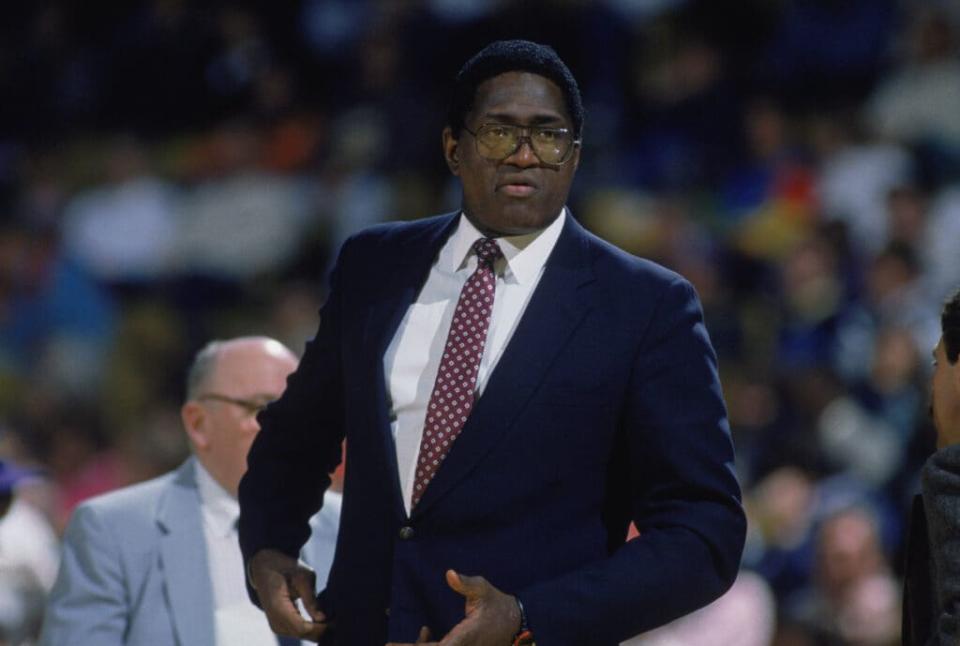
(0, 459), (58, 644)
(40, 336), (340, 646)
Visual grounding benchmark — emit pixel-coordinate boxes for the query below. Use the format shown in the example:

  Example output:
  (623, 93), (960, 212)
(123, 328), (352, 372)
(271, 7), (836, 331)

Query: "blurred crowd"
(1, 0), (959, 644)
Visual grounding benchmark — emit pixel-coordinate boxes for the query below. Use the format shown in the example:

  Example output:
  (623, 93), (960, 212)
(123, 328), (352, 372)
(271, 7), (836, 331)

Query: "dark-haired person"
(903, 290), (960, 645)
(239, 40), (745, 646)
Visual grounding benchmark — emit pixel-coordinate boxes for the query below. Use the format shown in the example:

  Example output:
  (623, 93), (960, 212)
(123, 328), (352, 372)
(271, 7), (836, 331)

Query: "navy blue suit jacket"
(239, 211), (745, 645)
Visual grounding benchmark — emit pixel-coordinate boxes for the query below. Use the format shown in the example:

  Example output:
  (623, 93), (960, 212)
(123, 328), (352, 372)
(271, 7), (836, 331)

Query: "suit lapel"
(156, 458), (216, 646)
(360, 214), (461, 518)
(361, 217), (458, 358)
(412, 214), (596, 517)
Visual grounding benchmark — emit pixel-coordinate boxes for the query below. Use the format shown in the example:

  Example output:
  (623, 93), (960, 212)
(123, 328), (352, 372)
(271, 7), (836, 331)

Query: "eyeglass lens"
(475, 125), (574, 164)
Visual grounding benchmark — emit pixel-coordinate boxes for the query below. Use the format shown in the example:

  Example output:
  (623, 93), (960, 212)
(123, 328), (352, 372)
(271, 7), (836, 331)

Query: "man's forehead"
(474, 70), (565, 104)
(472, 71), (568, 116)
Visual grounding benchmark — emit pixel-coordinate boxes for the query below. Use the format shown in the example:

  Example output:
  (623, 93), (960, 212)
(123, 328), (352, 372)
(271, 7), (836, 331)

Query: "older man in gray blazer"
(40, 337), (340, 646)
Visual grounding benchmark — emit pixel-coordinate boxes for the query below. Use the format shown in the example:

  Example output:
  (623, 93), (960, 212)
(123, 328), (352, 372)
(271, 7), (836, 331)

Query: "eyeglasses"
(197, 393), (274, 416)
(463, 124), (579, 165)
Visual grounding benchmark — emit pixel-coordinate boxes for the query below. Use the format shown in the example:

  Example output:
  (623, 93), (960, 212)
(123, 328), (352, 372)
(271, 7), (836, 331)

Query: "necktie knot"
(473, 238), (502, 268)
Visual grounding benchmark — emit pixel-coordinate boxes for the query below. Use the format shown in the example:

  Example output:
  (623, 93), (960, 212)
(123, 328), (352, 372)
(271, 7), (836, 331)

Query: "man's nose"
(504, 138), (539, 167)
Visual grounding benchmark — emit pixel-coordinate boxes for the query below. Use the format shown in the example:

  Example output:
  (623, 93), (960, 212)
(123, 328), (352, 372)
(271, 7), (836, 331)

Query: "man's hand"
(386, 569), (521, 646)
(248, 548), (328, 642)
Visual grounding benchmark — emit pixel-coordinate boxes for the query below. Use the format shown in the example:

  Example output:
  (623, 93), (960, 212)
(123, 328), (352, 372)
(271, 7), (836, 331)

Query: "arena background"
(2, 1), (959, 643)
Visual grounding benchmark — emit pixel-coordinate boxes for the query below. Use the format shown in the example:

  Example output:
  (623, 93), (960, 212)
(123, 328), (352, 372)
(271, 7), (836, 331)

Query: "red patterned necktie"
(411, 237), (503, 509)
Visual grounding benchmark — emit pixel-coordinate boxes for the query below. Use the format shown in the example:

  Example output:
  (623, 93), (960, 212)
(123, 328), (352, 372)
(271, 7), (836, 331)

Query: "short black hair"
(447, 39), (584, 139)
(943, 289), (960, 364)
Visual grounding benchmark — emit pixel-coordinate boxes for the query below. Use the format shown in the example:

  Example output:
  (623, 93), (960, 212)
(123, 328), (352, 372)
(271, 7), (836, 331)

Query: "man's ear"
(570, 141), (581, 172)
(442, 127), (460, 175)
(181, 401), (210, 451)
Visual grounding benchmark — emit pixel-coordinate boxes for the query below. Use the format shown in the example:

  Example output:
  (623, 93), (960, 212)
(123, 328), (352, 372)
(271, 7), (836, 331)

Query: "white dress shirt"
(196, 462), (281, 646)
(384, 209), (566, 515)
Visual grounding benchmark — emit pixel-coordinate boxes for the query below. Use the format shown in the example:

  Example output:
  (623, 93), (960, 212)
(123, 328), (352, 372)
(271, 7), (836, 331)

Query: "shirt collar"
(195, 460), (240, 539)
(446, 208), (566, 285)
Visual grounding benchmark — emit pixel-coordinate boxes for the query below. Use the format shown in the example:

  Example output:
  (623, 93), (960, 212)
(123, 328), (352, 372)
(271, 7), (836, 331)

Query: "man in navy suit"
(239, 40), (745, 646)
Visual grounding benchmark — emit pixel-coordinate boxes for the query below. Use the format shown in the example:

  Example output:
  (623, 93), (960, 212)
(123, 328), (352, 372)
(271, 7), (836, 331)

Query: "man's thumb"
(445, 569), (484, 597)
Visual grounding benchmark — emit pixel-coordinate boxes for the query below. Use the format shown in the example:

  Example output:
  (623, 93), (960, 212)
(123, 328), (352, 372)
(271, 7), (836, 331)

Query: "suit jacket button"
(399, 526), (415, 540)
(385, 607), (391, 617)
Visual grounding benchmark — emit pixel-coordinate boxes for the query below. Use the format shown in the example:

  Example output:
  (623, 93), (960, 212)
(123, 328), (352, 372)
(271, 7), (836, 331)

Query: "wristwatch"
(512, 597), (535, 646)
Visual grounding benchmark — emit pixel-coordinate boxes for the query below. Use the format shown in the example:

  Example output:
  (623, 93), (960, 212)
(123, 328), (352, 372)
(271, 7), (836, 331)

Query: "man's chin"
(492, 204), (559, 235)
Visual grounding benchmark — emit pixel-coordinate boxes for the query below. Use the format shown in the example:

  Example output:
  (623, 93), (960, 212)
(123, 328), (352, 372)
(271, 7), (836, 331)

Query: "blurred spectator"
(813, 112), (914, 259)
(319, 107), (395, 255)
(625, 570), (776, 646)
(176, 123), (314, 281)
(885, 184), (928, 252)
(59, 137), (180, 286)
(205, 8), (273, 109)
(818, 326), (925, 488)
(300, 0), (370, 59)
(725, 98), (817, 264)
(0, 460), (58, 645)
(744, 466), (818, 602)
(867, 7), (960, 151)
(835, 241), (940, 383)
(920, 186), (960, 305)
(40, 404), (128, 534)
(776, 233), (848, 371)
(0, 218), (117, 401)
(782, 505), (901, 645)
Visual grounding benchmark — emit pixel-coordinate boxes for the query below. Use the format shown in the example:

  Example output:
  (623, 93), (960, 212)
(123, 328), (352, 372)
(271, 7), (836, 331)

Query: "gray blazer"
(40, 458), (339, 645)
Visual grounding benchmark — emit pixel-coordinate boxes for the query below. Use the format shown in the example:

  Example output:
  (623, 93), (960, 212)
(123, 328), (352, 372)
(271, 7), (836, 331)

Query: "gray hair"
(185, 340), (225, 402)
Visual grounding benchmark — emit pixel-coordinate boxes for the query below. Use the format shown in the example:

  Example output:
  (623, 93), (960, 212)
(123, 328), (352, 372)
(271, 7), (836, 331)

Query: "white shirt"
(196, 462), (281, 646)
(384, 209), (566, 515)
(194, 465), (341, 646)
(0, 496), (60, 592)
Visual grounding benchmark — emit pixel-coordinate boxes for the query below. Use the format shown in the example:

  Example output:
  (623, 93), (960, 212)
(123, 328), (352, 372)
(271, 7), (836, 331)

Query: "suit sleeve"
(519, 277), (746, 644)
(238, 237), (352, 593)
(39, 504), (129, 646)
(921, 443), (960, 643)
(301, 492), (342, 592)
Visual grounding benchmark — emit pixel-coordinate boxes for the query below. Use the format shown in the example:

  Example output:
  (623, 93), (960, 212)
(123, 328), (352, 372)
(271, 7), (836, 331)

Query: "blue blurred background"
(2, 1), (960, 643)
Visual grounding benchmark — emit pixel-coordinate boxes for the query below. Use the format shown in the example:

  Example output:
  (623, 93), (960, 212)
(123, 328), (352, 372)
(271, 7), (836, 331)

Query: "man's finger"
(247, 550), (327, 639)
(289, 569), (325, 622)
(444, 569), (487, 598)
(299, 620), (328, 642)
(261, 578), (322, 638)
(417, 625), (432, 643)
(266, 603), (327, 641)
(265, 606), (311, 636)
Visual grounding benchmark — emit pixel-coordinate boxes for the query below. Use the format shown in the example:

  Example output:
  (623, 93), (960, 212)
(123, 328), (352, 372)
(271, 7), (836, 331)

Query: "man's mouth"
(497, 177), (537, 197)
(501, 184), (535, 197)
